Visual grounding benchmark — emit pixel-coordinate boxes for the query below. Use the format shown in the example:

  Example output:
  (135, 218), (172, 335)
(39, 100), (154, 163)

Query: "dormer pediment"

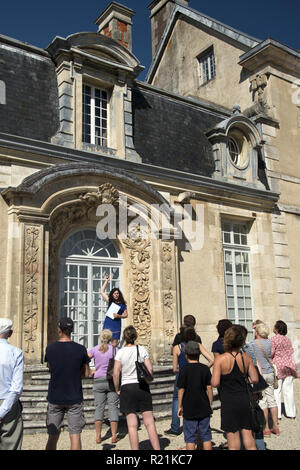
(46, 32), (143, 76)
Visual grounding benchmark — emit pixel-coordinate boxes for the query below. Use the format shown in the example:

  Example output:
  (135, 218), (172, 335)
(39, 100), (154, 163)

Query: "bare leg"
(226, 431), (241, 450)
(270, 407), (279, 432)
(70, 434), (82, 450)
(110, 421), (119, 442)
(241, 429), (257, 450)
(142, 411), (160, 450)
(203, 441), (212, 450)
(126, 413), (139, 450)
(95, 420), (102, 443)
(263, 408), (270, 433)
(186, 442), (196, 450)
(45, 434), (60, 450)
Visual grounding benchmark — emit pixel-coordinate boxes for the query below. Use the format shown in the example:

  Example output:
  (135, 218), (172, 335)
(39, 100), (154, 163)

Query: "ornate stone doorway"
(2, 162), (181, 364)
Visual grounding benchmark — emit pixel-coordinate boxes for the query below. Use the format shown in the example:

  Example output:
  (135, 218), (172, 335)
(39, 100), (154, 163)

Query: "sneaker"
(165, 429), (181, 436)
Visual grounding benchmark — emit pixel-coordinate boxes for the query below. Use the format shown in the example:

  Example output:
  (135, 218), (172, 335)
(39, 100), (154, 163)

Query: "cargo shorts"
(46, 402), (85, 435)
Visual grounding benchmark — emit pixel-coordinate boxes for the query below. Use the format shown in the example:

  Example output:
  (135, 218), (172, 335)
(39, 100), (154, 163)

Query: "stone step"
(22, 400), (221, 435)
(21, 364), (220, 434)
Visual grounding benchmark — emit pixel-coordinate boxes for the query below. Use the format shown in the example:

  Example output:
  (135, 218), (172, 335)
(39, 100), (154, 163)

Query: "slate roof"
(132, 84), (226, 177)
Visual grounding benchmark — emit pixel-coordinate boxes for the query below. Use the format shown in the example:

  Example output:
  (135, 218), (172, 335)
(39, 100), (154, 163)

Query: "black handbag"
(251, 366), (269, 394)
(241, 352), (266, 433)
(135, 345), (153, 384)
(106, 346), (116, 381)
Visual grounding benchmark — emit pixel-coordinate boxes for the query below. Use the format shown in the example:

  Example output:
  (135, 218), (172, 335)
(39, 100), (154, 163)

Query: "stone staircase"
(21, 364), (220, 434)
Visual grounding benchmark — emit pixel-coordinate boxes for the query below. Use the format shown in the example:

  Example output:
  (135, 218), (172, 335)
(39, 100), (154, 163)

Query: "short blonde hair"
(256, 322), (269, 339)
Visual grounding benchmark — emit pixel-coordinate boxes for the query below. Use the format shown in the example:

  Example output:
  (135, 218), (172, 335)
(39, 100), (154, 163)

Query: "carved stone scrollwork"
(79, 183), (119, 208)
(161, 241), (177, 347)
(122, 237), (152, 351)
(23, 225), (41, 354)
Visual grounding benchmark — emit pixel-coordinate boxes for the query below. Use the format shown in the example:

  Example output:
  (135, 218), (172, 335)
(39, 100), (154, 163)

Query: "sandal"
(263, 430), (271, 437)
(111, 437), (120, 444)
(271, 428), (280, 435)
(96, 437), (102, 444)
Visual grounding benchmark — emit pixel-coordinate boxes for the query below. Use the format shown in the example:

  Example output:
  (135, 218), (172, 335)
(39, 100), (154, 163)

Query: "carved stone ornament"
(79, 183), (119, 207)
(23, 225), (40, 354)
(161, 241), (176, 345)
(122, 236), (152, 351)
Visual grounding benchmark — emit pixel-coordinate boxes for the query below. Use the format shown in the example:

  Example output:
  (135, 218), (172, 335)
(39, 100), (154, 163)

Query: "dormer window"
(82, 84), (108, 147)
(198, 47), (216, 85)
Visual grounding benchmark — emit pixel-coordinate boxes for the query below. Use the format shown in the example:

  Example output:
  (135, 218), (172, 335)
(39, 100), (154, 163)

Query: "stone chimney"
(95, 2), (135, 51)
(148, 0), (189, 58)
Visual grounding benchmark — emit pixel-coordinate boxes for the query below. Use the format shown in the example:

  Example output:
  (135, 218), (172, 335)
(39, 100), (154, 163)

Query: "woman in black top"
(211, 325), (258, 450)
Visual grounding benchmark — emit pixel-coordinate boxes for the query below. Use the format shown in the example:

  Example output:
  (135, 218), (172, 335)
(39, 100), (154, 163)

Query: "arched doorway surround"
(2, 163), (180, 364)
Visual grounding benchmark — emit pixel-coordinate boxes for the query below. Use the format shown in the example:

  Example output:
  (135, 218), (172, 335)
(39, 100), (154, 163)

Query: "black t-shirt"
(177, 362), (212, 420)
(44, 341), (90, 405)
(172, 333), (202, 347)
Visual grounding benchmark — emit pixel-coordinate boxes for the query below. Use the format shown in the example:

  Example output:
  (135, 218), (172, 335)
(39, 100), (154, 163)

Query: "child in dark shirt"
(177, 341), (213, 451)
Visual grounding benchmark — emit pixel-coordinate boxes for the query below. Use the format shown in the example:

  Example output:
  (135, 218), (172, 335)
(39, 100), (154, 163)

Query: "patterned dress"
(271, 334), (297, 379)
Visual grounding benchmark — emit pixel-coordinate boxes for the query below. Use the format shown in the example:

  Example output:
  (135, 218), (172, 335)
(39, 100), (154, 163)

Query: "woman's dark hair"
(236, 324), (248, 340)
(108, 288), (126, 306)
(223, 325), (246, 352)
(274, 320), (287, 336)
(178, 326), (197, 343)
(217, 319), (233, 338)
(123, 325), (137, 344)
(182, 327), (197, 343)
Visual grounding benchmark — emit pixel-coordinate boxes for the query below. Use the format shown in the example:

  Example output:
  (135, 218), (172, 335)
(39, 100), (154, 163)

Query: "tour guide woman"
(100, 275), (128, 341)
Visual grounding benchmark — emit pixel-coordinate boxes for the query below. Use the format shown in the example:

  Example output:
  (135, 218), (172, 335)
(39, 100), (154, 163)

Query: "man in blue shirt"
(0, 318), (24, 450)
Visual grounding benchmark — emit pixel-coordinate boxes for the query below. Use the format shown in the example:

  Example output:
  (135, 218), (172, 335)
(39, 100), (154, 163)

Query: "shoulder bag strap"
(136, 344), (140, 362)
(256, 340), (275, 372)
(241, 351), (255, 407)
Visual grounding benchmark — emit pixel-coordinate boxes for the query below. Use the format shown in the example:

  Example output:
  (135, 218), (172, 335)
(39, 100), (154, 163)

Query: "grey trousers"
(0, 400), (23, 450)
(93, 377), (119, 422)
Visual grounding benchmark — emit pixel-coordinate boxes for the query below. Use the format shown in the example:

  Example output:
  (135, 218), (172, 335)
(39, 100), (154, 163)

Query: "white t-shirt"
(115, 345), (150, 386)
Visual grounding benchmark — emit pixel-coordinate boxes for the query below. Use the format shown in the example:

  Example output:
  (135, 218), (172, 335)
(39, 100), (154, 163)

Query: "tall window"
(59, 229), (122, 349)
(198, 48), (216, 85)
(82, 84), (108, 147)
(222, 221), (254, 334)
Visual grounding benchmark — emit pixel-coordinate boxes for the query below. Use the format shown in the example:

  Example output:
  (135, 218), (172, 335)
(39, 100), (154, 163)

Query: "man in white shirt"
(0, 318), (24, 450)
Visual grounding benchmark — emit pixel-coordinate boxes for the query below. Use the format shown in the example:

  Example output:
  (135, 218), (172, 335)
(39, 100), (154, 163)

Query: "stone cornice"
(0, 132), (279, 211)
(239, 39), (300, 76)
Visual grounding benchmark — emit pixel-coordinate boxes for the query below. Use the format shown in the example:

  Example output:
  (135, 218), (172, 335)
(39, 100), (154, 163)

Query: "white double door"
(60, 261), (122, 350)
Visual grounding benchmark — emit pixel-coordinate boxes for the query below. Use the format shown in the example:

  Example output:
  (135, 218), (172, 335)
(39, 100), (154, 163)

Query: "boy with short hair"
(177, 341), (213, 451)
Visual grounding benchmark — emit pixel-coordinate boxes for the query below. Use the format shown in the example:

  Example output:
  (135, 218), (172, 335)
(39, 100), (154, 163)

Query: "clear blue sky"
(0, 0), (299, 80)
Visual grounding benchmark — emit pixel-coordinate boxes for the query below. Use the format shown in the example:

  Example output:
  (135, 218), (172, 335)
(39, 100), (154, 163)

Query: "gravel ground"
(22, 378), (300, 451)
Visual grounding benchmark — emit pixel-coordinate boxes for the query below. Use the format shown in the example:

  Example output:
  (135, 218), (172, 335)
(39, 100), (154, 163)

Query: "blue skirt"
(103, 316), (121, 340)
(102, 303), (126, 340)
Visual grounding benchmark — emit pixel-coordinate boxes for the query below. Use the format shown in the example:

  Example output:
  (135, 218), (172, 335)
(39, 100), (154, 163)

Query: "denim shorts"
(46, 402), (85, 435)
(183, 416), (212, 443)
